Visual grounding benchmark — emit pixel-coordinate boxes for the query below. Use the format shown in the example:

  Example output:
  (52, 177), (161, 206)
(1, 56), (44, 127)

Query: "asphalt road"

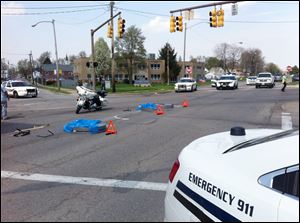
(1, 83), (299, 222)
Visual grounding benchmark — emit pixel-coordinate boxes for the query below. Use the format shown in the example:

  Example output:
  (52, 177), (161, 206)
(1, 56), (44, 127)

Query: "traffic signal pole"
(170, 1), (242, 13)
(183, 22), (186, 77)
(110, 1), (116, 93)
(90, 10), (121, 91)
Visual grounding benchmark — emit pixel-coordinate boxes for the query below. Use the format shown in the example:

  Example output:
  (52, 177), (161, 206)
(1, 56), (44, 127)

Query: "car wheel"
(256, 85), (259, 88)
(13, 91), (19, 98)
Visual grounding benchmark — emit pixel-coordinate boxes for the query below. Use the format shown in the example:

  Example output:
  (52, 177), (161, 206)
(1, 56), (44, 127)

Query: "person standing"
(1, 82), (9, 120)
(281, 73), (287, 92)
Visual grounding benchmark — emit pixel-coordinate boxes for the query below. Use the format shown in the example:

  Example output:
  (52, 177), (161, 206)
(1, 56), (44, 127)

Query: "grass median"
(38, 81), (212, 95)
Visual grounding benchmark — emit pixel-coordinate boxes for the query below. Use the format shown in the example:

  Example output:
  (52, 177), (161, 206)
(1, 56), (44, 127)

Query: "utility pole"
(167, 44), (170, 85)
(29, 51), (34, 84)
(91, 29), (96, 91)
(183, 22), (187, 78)
(110, 1), (116, 93)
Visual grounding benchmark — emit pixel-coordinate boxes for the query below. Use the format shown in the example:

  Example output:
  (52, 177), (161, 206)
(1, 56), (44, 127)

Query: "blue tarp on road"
(135, 103), (158, 111)
(64, 119), (105, 134)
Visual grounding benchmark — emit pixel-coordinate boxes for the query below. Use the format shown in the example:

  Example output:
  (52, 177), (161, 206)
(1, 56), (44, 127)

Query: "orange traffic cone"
(154, 105), (165, 115)
(182, 100), (189, 107)
(106, 120), (117, 135)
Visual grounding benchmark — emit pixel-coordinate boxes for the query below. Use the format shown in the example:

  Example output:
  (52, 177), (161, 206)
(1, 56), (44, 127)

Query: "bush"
(46, 80), (57, 85)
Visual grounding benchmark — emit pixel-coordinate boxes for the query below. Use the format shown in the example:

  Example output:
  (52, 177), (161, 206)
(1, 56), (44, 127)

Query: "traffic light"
(93, 62), (98, 67)
(176, 15), (183, 32)
(118, 17), (125, 38)
(217, 9), (224, 27)
(209, 9), (217, 27)
(86, 62), (90, 67)
(107, 23), (113, 38)
(170, 16), (176, 33)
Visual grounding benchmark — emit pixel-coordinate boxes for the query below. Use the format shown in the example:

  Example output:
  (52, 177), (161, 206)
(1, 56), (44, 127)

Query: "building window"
(151, 64), (160, 70)
(151, 74), (161, 80)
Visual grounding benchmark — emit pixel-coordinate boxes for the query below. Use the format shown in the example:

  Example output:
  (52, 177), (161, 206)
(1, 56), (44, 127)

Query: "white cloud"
(1, 1), (25, 15)
(142, 16), (169, 33)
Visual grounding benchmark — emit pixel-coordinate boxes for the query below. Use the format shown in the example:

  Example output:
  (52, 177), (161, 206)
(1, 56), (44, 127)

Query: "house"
(40, 64), (74, 82)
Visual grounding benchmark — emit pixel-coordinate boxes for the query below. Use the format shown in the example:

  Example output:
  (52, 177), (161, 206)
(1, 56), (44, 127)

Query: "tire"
(75, 105), (82, 114)
(216, 87), (220, 90)
(13, 91), (19, 98)
(256, 85), (259, 88)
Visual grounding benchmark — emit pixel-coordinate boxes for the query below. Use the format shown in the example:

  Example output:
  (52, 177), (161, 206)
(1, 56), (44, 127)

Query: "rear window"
(258, 73), (271, 78)
(179, 79), (193, 83)
(11, 82), (31, 87)
(220, 76), (236, 80)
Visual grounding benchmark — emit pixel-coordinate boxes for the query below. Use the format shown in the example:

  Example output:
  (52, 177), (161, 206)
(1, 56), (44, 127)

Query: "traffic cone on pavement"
(182, 100), (189, 107)
(106, 120), (117, 135)
(154, 105), (165, 115)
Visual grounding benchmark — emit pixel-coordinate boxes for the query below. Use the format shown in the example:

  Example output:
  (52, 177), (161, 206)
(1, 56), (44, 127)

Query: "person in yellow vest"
(281, 73), (287, 92)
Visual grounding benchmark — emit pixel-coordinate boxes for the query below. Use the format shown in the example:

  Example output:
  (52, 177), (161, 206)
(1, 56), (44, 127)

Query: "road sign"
(186, 66), (193, 74)
(232, 3), (238, 16)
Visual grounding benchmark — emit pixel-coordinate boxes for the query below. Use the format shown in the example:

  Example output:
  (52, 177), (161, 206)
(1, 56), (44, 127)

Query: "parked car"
(255, 72), (275, 88)
(164, 127), (299, 222)
(211, 77), (219, 87)
(4, 80), (38, 98)
(246, 76), (257, 85)
(274, 73), (282, 82)
(175, 78), (197, 92)
(292, 74), (299, 82)
(216, 75), (238, 90)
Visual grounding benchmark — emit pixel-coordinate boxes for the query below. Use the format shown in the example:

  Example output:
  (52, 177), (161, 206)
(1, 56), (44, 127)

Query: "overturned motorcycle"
(75, 85), (108, 114)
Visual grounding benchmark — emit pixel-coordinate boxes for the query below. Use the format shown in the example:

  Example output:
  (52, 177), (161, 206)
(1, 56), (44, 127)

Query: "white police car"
(4, 80), (38, 98)
(165, 127), (299, 222)
(175, 78), (197, 92)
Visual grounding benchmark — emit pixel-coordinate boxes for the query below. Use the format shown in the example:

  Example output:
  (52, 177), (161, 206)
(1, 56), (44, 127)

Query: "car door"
(5, 82), (13, 96)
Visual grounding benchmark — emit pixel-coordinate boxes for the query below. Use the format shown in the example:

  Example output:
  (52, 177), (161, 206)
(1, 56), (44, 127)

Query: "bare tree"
(214, 43), (230, 72)
(240, 48), (264, 75)
(228, 45), (243, 72)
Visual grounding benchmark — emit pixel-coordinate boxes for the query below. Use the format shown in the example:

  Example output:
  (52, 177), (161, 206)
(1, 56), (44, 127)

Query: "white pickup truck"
(255, 72), (275, 88)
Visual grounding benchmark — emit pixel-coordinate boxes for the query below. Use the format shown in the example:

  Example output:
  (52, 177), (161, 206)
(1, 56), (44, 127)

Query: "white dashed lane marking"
(1, 171), (168, 192)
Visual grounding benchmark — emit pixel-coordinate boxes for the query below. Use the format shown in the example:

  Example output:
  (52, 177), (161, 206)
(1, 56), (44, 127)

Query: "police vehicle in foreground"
(165, 127), (299, 222)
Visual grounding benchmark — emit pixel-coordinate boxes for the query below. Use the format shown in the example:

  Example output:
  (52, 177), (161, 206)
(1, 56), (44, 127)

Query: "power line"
(1, 6), (107, 16)
(115, 7), (169, 17)
(1, 4), (109, 9)
(56, 9), (110, 25)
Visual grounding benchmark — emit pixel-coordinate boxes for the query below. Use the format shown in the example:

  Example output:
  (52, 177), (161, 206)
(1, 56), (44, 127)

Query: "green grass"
(38, 84), (73, 94)
(103, 83), (175, 93)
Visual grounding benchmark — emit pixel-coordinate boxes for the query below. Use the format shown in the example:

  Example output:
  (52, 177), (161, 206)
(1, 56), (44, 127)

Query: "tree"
(94, 37), (111, 79)
(158, 43), (181, 83)
(265, 62), (281, 74)
(115, 25), (147, 83)
(240, 48), (264, 75)
(228, 45), (243, 71)
(17, 59), (31, 79)
(37, 51), (51, 66)
(214, 43), (230, 72)
(205, 57), (222, 70)
(291, 65), (299, 74)
(78, 51), (87, 58)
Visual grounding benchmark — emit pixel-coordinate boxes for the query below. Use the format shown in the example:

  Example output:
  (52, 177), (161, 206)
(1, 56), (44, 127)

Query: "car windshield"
(258, 74), (271, 78)
(179, 79), (193, 83)
(248, 77), (257, 79)
(11, 82), (31, 87)
(220, 76), (236, 80)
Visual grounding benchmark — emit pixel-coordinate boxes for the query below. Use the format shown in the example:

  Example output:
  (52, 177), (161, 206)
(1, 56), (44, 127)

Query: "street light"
(32, 19), (60, 91)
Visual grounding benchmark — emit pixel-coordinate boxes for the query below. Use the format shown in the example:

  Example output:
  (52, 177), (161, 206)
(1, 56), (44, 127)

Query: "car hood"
(179, 129), (299, 177)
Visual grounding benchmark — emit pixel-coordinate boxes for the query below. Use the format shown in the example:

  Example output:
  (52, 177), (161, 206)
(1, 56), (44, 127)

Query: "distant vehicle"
(292, 74), (299, 82)
(274, 73), (282, 82)
(211, 77), (219, 87)
(216, 75), (238, 90)
(246, 76), (257, 85)
(4, 80), (38, 98)
(175, 78), (197, 92)
(164, 127), (299, 222)
(255, 72), (275, 88)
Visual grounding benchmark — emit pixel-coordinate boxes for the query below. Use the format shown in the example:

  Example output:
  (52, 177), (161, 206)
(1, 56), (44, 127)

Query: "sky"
(1, 1), (299, 71)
